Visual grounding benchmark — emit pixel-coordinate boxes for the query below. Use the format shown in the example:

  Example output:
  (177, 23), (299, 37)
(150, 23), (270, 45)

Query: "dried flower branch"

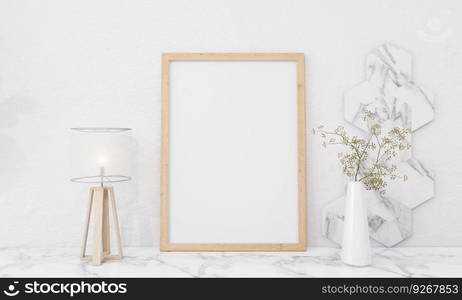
(313, 110), (410, 194)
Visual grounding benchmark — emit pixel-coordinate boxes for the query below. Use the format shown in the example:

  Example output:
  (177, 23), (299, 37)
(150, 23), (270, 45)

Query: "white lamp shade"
(70, 128), (133, 182)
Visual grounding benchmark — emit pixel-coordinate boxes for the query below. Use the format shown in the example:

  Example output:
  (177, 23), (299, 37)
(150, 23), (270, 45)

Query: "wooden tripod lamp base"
(81, 186), (123, 265)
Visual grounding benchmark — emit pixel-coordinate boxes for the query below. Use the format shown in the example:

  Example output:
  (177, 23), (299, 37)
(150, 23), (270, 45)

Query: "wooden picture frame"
(160, 53), (306, 251)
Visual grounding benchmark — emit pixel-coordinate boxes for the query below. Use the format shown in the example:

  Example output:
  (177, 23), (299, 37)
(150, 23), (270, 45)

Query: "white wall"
(0, 0), (461, 247)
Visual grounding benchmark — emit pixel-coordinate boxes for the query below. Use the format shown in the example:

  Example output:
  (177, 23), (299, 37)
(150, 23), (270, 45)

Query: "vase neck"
(347, 181), (363, 189)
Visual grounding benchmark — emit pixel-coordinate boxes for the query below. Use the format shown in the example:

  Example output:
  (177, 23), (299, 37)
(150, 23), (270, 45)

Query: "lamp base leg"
(80, 186), (123, 265)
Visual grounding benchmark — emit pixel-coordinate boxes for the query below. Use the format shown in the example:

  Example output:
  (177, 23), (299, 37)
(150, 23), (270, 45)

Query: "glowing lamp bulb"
(98, 155), (107, 167)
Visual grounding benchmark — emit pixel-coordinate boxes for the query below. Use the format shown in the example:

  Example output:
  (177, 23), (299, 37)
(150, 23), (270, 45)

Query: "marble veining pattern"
(0, 247), (460, 278)
(323, 43), (435, 247)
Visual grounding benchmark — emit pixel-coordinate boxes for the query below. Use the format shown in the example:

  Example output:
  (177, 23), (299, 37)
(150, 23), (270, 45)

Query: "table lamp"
(70, 127), (132, 265)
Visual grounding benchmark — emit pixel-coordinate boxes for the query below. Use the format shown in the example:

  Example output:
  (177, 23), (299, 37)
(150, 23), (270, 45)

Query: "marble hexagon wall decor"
(324, 43), (435, 247)
(344, 43), (435, 132)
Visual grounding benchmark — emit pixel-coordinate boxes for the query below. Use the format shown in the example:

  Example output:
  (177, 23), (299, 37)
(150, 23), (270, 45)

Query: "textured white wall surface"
(0, 0), (461, 247)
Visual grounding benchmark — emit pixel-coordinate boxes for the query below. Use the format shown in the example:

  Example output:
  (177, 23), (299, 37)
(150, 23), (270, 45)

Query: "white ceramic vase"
(341, 181), (371, 266)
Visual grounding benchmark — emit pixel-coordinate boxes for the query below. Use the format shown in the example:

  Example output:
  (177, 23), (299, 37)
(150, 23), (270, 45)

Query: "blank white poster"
(168, 60), (298, 243)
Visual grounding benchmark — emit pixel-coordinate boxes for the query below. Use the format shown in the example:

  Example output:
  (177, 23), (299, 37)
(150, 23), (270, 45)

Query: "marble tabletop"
(0, 247), (460, 277)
